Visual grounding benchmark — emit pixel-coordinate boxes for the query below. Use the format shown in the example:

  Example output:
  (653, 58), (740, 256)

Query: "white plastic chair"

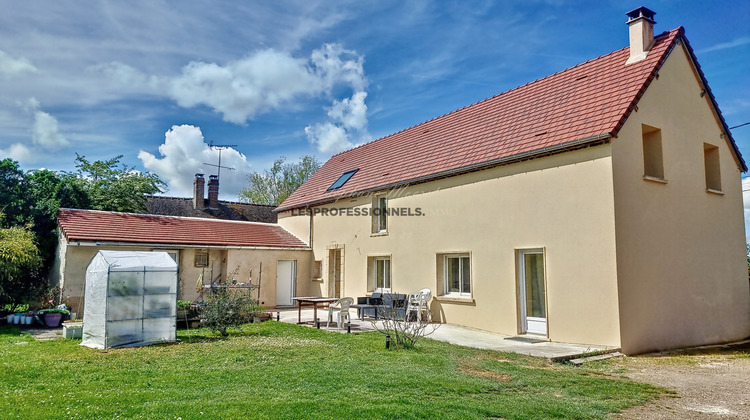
(405, 288), (432, 322)
(326, 297), (354, 329)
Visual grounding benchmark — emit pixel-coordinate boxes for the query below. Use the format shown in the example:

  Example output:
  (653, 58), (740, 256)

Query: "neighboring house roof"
(58, 208), (308, 248)
(277, 27), (745, 212)
(145, 196), (277, 223)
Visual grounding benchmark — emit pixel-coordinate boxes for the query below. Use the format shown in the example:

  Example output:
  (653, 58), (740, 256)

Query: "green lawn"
(0, 322), (663, 419)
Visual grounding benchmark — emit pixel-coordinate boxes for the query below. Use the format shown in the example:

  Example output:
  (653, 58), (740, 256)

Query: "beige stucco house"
(275, 8), (750, 355)
(56, 208), (311, 316)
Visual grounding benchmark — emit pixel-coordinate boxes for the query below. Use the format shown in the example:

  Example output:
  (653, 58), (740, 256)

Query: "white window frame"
(377, 196), (387, 233)
(374, 257), (391, 292)
(371, 194), (388, 234)
(443, 254), (471, 297)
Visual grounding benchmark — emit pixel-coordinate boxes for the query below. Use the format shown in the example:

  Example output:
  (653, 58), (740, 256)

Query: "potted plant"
(177, 300), (192, 318)
(38, 308), (70, 328)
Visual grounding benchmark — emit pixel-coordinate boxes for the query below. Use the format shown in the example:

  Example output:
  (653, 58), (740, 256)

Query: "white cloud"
(32, 110), (68, 148)
(309, 43), (366, 92)
(0, 143), (34, 163)
(138, 124), (252, 200)
(328, 91), (368, 131)
(0, 50), (37, 78)
(305, 90), (370, 153)
(86, 61), (161, 90)
(169, 50), (317, 124)
(19, 98), (68, 149)
(304, 122), (351, 154)
(167, 43), (368, 127)
(698, 37), (750, 54)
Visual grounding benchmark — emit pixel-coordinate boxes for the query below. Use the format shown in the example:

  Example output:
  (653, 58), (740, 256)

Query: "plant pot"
(63, 322), (83, 339)
(44, 313), (63, 328)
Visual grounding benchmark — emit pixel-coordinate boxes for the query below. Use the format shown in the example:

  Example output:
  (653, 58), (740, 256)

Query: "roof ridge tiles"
(58, 208), (278, 227)
(147, 195), (277, 207)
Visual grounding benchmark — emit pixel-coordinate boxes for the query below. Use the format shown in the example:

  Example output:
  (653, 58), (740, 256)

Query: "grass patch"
(0, 322), (665, 419)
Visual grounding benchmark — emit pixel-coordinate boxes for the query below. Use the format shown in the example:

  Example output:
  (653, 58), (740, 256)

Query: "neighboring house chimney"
(626, 6), (656, 65)
(208, 175), (219, 209)
(193, 173), (205, 209)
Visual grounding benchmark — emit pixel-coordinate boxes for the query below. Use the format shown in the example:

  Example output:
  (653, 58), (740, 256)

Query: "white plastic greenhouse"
(81, 250), (178, 349)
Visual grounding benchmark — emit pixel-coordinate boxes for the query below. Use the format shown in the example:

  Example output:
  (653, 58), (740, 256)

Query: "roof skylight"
(327, 169), (358, 191)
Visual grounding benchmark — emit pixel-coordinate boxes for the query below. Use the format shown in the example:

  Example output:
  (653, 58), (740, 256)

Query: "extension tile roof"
(145, 196), (277, 223)
(277, 27), (744, 212)
(58, 208), (308, 248)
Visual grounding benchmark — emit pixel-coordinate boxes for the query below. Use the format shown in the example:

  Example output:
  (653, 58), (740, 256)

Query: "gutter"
(276, 133), (612, 213)
(67, 240), (310, 251)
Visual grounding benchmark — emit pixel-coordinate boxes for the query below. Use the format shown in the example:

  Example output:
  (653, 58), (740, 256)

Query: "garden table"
(293, 297), (339, 324)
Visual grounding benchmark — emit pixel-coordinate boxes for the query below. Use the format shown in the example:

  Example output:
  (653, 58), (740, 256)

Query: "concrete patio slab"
(273, 307), (617, 360)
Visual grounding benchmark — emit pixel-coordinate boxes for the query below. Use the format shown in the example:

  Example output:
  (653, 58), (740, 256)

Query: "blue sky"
(1, 1), (748, 209)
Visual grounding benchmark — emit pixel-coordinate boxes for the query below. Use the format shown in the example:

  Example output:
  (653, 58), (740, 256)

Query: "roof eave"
(679, 35), (747, 172)
(275, 133), (612, 212)
(66, 239), (310, 251)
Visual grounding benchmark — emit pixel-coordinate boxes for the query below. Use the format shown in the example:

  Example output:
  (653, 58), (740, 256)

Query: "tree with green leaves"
(0, 159), (30, 228)
(0, 222), (44, 311)
(73, 154), (165, 213)
(238, 155), (320, 205)
(0, 156), (166, 309)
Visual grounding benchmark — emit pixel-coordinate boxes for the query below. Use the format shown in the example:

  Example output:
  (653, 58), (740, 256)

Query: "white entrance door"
(518, 249), (547, 335)
(276, 260), (296, 306)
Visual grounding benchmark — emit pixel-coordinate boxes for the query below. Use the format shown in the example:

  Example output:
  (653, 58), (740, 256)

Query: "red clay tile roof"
(277, 27), (744, 212)
(58, 208), (308, 248)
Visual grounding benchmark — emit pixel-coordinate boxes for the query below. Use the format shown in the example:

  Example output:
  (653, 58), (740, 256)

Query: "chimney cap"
(195, 173), (204, 178)
(626, 6), (656, 24)
(209, 174), (219, 180)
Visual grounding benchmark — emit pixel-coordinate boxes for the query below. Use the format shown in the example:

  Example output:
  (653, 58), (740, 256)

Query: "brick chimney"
(208, 175), (219, 209)
(626, 7), (656, 65)
(193, 173), (205, 209)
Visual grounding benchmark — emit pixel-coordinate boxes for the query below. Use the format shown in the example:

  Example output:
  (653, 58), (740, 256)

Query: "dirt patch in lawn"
(611, 341), (750, 419)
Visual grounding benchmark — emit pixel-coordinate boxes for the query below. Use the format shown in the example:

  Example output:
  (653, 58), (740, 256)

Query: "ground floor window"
(439, 253), (471, 296)
(367, 256), (391, 292)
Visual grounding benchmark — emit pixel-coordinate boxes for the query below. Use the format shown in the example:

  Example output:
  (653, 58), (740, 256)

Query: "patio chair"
(405, 288), (432, 322)
(326, 297), (354, 329)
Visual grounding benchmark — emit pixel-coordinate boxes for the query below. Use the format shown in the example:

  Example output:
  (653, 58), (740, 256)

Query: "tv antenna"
(203, 141), (237, 182)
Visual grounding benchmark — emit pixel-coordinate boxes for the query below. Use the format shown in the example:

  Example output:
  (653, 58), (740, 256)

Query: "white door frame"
(276, 260), (297, 306)
(518, 248), (547, 336)
(328, 247), (344, 298)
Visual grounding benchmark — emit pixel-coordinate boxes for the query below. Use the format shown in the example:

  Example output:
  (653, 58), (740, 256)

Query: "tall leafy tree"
(73, 154), (165, 212)
(238, 155), (321, 205)
(0, 223), (44, 311)
(0, 159), (29, 228)
(26, 169), (90, 266)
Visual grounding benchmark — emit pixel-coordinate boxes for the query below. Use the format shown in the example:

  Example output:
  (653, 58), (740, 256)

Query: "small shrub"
(371, 294), (438, 350)
(199, 287), (253, 336)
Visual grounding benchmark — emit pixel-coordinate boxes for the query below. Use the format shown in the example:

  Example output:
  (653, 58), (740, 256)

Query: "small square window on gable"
(642, 124), (664, 180)
(704, 143), (722, 192)
(327, 169), (358, 191)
